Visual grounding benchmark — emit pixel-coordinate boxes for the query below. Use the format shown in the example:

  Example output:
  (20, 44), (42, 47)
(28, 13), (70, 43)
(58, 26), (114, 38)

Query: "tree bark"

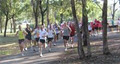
(60, 14), (63, 23)
(41, 13), (44, 25)
(60, 0), (63, 23)
(0, 17), (2, 33)
(102, 0), (110, 55)
(35, 13), (38, 28)
(39, 0), (48, 25)
(112, 0), (117, 23)
(4, 15), (9, 37)
(12, 17), (16, 33)
(10, 22), (12, 33)
(47, 0), (49, 26)
(31, 0), (39, 28)
(71, 0), (85, 59)
(82, 0), (91, 57)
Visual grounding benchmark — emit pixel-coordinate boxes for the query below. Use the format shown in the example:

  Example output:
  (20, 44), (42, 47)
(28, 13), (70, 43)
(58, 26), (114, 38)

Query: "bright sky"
(98, 0), (120, 10)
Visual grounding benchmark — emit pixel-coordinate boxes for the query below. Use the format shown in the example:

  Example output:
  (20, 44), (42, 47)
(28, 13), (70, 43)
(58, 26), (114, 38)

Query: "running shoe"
(40, 53), (43, 57)
(49, 48), (51, 52)
(53, 43), (56, 46)
(24, 48), (27, 51)
(65, 48), (68, 51)
(21, 53), (25, 56)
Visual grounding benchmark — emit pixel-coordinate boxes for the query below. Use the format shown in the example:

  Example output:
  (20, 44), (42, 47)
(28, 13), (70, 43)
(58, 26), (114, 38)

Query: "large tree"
(102, 0), (110, 55)
(0, 0), (11, 37)
(39, 0), (48, 25)
(71, 0), (85, 59)
(31, 0), (39, 28)
(82, 0), (91, 57)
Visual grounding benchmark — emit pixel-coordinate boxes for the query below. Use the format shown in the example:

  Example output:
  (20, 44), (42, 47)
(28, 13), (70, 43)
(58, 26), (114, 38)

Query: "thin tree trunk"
(35, 13), (38, 28)
(60, 0), (63, 23)
(102, 0), (110, 55)
(10, 22), (12, 33)
(0, 17), (2, 33)
(71, 0), (85, 59)
(12, 17), (16, 33)
(31, 0), (39, 28)
(112, 0), (115, 22)
(4, 15), (9, 37)
(82, 0), (91, 57)
(41, 13), (44, 25)
(60, 14), (63, 23)
(47, 0), (49, 26)
(39, 0), (48, 25)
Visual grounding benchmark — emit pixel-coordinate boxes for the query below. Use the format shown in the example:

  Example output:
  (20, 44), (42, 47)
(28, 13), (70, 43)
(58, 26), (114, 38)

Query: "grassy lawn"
(0, 33), (20, 57)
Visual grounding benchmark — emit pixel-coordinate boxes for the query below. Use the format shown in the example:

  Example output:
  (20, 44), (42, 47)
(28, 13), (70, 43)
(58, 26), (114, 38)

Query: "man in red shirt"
(69, 22), (75, 48)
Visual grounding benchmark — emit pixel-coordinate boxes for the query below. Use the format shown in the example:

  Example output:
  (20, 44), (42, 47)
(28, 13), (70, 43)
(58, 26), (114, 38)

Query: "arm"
(23, 30), (28, 35)
(15, 31), (18, 36)
(67, 26), (72, 33)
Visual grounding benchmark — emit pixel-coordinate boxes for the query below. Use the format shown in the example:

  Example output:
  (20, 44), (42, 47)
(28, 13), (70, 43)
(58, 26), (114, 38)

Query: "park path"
(0, 37), (78, 64)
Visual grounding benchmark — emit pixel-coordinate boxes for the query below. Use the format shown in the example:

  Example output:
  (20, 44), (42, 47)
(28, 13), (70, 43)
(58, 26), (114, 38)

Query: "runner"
(62, 22), (71, 51)
(47, 24), (55, 52)
(32, 25), (41, 51)
(88, 23), (92, 36)
(31, 28), (37, 51)
(69, 22), (75, 48)
(39, 25), (47, 57)
(25, 24), (32, 51)
(15, 25), (27, 56)
(53, 23), (60, 46)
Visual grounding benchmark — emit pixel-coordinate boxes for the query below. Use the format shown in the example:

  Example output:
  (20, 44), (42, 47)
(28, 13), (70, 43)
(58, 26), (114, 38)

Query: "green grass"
(0, 33), (20, 57)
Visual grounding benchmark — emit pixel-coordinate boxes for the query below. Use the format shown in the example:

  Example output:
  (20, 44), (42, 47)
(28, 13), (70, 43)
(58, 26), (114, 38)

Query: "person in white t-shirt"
(33, 26), (40, 43)
(88, 23), (92, 36)
(47, 24), (55, 52)
(39, 25), (47, 57)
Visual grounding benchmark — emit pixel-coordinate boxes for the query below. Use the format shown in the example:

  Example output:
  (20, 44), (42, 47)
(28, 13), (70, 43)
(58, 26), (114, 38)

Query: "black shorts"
(40, 39), (45, 44)
(47, 38), (53, 42)
(63, 36), (69, 40)
(35, 37), (40, 42)
(25, 35), (31, 40)
(95, 27), (99, 30)
(18, 39), (24, 44)
(70, 34), (75, 37)
(89, 30), (91, 32)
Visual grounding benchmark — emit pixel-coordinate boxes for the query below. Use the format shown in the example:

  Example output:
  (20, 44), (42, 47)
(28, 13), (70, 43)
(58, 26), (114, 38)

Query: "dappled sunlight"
(0, 43), (16, 48)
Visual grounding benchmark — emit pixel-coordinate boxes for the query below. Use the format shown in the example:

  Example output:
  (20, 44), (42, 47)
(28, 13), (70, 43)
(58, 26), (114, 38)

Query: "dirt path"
(0, 31), (120, 64)
(0, 38), (67, 64)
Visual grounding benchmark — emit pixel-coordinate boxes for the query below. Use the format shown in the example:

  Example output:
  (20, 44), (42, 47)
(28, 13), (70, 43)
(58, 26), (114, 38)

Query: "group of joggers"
(15, 19), (103, 57)
(15, 22), (76, 57)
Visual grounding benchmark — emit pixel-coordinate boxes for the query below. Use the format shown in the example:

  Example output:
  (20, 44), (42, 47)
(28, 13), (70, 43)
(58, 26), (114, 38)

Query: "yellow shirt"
(18, 30), (25, 39)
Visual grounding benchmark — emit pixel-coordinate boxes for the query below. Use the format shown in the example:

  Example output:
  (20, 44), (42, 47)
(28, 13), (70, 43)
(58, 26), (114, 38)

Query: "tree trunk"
(0, 17), (2, 33)
(71, 0), (85, 59)
(60, 14), (63, 23)
(31, 0), (39, 28)
(112, 0), (116, 23)
(39, 0), (48, 25)
(35, 13), (38, 28)
(1, 27), (2, 33)
(12, 17), (16, 33)
(82, 0), (91, 57)
(4, 16), (9, 37)
(60, 0), (63, 23)
(47, 0), (49, 26)
(102, 0), (110, 55)
(41, 13), (44, 25)
(10, 22), (12, 33)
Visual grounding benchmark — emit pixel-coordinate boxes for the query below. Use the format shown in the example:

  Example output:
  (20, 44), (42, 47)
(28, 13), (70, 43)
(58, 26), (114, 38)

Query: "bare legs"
(19, 42), (25, 56)
(64, 39), (68, 51)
